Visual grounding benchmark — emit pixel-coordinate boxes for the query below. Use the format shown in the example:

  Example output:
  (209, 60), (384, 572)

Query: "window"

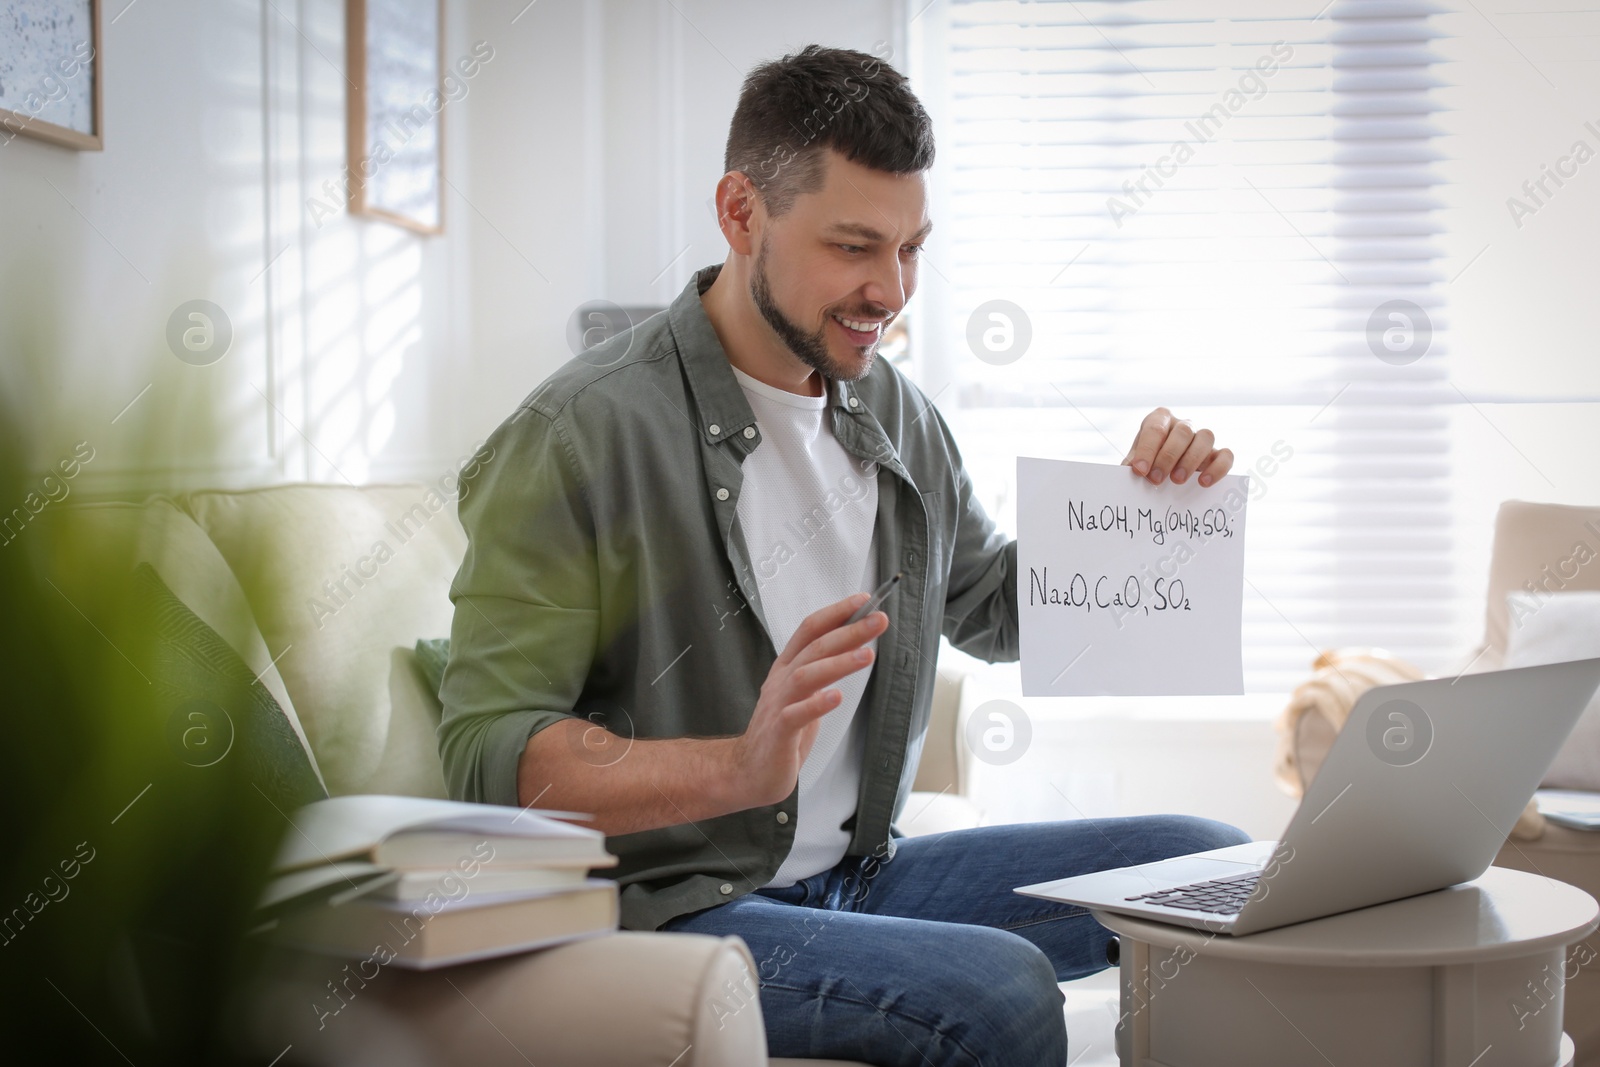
(914, 0), (1459, 693)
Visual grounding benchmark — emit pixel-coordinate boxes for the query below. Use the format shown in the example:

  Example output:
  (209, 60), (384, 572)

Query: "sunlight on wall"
(306, 223), (420, 484)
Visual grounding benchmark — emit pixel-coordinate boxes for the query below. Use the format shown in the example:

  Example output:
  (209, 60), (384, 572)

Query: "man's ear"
(716, 171), (759, 256)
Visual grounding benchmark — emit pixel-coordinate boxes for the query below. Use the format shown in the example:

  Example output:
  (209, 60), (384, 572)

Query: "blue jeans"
(662, 815), (1250, 1066)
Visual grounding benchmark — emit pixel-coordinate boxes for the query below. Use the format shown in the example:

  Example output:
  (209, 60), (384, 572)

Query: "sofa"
(1280, 500), (1600, 1063)
(44, 483), (981, 1067)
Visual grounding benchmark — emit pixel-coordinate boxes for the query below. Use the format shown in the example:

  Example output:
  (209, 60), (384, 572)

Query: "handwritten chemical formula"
(1028, 569), (1193, 614)
(1062, 501), (1237, 545)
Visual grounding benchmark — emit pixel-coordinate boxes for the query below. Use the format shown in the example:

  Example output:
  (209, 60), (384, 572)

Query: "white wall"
(1440, 6), (1600, 647)
(0, 0), (906, 492)
(454, 0), (606, 445)
(0, 0), (493, 492)
(2, 0), (284, 487)
(0, 0), (594, 490)
(453, 0), (903, 440)
(596, 0), (903, 309)
(4, 0), (1589, 511)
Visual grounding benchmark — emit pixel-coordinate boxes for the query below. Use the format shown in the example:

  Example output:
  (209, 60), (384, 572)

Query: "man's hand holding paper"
(1121, 406), (1235, 488)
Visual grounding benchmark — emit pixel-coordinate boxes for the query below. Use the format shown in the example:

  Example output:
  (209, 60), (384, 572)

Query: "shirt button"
(776, 811), (789, 824)
(716, 488), (729, 501)
(709, 424), (721, 436)
(719, 882), (734, 895)
(848, 396), (860, 409)
(743, 426), (757, 439)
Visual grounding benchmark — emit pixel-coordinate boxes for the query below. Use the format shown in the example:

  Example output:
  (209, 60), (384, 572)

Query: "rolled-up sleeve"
(437, 406), (600, 807)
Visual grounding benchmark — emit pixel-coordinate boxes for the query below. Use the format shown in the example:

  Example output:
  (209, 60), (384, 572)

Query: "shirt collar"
(669, 265), (759, 445)
(669, 265), (865, 444)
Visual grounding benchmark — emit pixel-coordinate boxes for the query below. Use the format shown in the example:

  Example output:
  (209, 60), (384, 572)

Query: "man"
(439, 45), (1247, 1065)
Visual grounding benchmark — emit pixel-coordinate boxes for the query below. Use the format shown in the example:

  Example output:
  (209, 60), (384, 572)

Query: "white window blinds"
(916, 0), (1461, 693)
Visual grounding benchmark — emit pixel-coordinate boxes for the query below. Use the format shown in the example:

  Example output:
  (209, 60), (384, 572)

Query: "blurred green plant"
(0, 393), (292, 1065)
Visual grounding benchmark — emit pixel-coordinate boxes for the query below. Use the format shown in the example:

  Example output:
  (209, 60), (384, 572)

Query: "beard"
(750, 238), (881, 383)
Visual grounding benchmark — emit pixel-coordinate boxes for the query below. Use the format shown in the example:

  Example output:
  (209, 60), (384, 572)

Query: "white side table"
(1096, 866), (1597, 1067)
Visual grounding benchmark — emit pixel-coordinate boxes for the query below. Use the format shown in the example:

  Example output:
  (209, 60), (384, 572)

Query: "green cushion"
(414, 636), (450, 699)
(133, 563), (327, 809)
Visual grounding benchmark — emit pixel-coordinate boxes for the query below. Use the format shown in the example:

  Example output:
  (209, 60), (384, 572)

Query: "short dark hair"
(723, 45), (935, 216)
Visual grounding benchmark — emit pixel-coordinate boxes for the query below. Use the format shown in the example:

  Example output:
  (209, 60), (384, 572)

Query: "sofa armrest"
(239, 931), (769, 1067)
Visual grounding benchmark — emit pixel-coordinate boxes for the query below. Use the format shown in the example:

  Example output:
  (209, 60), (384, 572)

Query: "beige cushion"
(38, 498), (322, 790)
(911, 666), (969, 795)
(897, 791), (983, 837)
(244, 932), (771, 1066)
(1505, 591), (1600, 789)
(901, 668), (983, 836)
(177, 485), (465, 797)
(1478, 500), (1600, 671)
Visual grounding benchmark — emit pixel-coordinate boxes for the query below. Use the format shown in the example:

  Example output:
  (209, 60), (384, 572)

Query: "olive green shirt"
(437, 266), (1020, 931)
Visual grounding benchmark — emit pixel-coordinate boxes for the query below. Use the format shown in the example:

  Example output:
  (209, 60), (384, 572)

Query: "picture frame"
(346, 0), (445, 235)
(0, 0), (103, 151)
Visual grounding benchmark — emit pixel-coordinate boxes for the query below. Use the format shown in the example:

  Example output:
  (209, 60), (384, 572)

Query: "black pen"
(846, 572), (903, 625)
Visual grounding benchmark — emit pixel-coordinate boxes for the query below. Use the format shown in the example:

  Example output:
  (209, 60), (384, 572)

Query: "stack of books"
(256, 795), (618, 969)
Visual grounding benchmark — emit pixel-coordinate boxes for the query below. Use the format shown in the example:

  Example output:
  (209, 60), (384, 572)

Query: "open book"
(271, 794), (618, 873)
(258, 858), (599, 918)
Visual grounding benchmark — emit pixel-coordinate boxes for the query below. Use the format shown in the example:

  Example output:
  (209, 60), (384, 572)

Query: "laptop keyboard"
(1124, 871), (1262, 915)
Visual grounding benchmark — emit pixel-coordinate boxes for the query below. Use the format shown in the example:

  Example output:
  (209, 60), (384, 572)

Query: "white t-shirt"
(730, 366), (879, 888)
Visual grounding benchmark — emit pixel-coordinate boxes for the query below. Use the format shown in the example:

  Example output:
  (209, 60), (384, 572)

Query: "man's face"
(748, 150), (930, 383)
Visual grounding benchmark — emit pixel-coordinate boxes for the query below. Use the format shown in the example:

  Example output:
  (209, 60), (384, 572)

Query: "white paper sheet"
(1017, 458), (1249, 696)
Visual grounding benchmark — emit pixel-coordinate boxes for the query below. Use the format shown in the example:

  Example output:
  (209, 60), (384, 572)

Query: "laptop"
(1014, 657), (1600, 936)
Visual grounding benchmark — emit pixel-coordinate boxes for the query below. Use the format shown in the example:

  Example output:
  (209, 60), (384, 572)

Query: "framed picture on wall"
(0, 0), (103, 151)
(346, 0), (445, 235)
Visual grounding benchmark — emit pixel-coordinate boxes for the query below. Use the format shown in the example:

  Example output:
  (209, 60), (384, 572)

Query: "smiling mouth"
(832, 313), (889, 345)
